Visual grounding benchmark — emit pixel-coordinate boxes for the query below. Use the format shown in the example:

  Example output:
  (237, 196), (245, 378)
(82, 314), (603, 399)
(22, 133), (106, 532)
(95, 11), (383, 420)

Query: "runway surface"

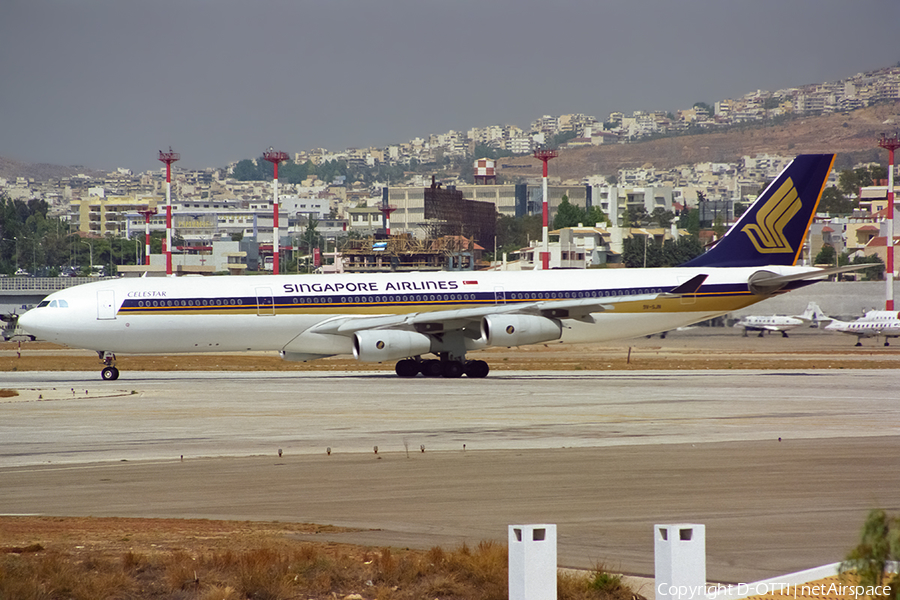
(2, 369), (899, 584)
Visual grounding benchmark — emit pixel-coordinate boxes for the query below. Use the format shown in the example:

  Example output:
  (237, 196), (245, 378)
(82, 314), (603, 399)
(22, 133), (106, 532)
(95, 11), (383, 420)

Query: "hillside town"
(1, 64), (898, 276)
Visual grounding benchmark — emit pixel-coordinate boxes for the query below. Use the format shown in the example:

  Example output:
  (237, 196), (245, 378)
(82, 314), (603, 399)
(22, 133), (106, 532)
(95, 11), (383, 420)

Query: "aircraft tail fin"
(680, 154), (835, 268)
(798, 301), (830, 325)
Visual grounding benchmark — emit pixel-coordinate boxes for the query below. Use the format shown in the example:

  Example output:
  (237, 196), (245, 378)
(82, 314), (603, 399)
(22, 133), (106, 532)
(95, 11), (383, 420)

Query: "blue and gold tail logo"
(680, 154), (834, 268)
(741, 178), (801, 254)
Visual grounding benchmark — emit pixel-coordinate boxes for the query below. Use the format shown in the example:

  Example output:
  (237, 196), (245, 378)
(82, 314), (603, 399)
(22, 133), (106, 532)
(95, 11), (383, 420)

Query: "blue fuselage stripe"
(115, 281), (769, 315)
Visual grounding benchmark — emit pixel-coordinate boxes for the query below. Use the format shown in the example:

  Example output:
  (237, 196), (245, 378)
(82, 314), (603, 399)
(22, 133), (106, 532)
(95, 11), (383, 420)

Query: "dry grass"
(0, 517), (642, 600)
(4, 338), (900, 374)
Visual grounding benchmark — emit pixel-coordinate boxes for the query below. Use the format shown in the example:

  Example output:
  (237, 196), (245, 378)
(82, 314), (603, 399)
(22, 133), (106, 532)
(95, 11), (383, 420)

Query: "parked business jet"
(20, 154), (855, 380)
(824, 310), (900, 346)
(733, 301), (830, 337)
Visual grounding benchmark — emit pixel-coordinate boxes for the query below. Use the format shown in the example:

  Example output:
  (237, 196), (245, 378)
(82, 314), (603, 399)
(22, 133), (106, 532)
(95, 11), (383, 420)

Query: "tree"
(231, 159), (263, 181)
(819, 186), (855, 215)
(300, 217), (320, 254)
(585, 206), (609, 227)
(474, 145), (515, 160)
(553, 195), (586, 229)
(838, 165), (888, 197)
(850, 254), (885, 281)
(495, 214), (541, 254)
(624, 205), (649, 228)
(662, 236), (704, 266)
(712, 214), (727, 238)
(692, 102), (713, 117)
(814, 244), (837, 266)
(678, 207), (701, 237)
(650, 207), (674, 228)
(840, 509), (900, 600)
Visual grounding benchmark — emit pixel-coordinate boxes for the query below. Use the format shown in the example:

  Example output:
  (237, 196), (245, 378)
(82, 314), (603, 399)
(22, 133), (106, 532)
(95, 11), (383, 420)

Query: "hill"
(0, 155), (106, 181)
(2, 102), (898, 183)
(498, 102), (900, 181)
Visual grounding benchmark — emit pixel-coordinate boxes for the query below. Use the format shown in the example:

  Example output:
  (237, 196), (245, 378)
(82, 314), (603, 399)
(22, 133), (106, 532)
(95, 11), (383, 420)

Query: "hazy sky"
(1, 0), (898, 174)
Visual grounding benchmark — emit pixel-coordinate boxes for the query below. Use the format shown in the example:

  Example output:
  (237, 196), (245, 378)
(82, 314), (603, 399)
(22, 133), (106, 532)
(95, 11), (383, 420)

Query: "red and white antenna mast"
(264, 148), (289, 275)
(533, 148), (558, 270)
(158, 148), (180, 275)
(379, 204), (398, 236)
(878, 132), (899, 311)
(137, 206), (158, 266)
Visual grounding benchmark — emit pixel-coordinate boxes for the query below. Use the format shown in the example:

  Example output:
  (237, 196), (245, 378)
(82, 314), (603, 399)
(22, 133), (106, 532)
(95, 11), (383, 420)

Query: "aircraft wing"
(309, 277), (708, 337)
(310, 297), (620, 336)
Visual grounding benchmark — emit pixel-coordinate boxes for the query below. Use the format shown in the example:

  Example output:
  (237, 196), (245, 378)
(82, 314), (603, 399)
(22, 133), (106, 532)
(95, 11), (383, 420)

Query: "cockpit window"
(37, 299), (68, 308)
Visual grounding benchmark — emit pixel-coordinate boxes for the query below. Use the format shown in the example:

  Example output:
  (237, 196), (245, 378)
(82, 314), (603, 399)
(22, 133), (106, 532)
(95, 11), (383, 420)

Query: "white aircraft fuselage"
(23, 266), (816, 355)
(825, 311), (900, 346)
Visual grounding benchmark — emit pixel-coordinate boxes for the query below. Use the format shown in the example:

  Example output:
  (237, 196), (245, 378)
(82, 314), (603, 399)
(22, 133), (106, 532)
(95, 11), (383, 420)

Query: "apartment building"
(71, 195), (160, 236)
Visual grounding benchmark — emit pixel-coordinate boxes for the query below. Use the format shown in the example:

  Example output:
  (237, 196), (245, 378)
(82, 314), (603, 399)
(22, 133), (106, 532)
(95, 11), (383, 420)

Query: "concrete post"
(655, 523), (706, 600)
(509, 524), (557, 600)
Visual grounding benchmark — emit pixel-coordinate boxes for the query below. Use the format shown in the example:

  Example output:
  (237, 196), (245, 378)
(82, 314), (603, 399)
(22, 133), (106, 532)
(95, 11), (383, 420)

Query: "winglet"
(680, 154), (835, 268)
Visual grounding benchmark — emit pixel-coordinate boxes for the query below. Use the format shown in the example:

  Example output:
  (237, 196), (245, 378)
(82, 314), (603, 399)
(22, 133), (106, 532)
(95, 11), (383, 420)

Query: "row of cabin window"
(133, 288), (664, 309)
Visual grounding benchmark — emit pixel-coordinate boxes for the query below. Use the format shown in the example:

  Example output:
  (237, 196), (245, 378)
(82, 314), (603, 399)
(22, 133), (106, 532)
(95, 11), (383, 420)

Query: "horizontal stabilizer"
(748, 264), (874, 295)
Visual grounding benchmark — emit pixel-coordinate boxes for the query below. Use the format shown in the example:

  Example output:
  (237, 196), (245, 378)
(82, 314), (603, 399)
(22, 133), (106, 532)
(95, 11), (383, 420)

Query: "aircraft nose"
(17, 309), (43, 337)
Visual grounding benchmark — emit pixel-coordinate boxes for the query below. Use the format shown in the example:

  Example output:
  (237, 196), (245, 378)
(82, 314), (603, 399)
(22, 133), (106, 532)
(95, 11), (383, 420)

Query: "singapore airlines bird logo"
(741, 178), (801, 254)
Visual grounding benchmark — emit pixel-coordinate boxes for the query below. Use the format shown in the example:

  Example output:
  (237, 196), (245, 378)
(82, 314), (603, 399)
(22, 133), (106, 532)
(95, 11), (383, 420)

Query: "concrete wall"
(730, 281), (900, 319)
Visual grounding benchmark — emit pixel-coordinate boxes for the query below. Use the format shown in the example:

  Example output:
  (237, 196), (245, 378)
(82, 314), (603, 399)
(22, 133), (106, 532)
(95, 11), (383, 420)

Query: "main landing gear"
(98, 351), (119, 381)
(395, 356), (490, 378)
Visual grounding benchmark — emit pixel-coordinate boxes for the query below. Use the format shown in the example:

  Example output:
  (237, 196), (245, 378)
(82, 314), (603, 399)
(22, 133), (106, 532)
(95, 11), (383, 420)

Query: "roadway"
(2, 368), (899, 585)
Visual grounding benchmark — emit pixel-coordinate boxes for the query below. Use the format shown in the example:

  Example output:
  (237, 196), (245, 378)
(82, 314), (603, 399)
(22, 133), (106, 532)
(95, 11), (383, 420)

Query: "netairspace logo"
(658, 582), (892, 599)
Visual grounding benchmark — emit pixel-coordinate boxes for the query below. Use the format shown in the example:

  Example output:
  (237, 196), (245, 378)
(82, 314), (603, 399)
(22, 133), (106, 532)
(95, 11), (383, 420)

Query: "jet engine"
(353, 329), (433, 362)
(481, 314), (562, 347)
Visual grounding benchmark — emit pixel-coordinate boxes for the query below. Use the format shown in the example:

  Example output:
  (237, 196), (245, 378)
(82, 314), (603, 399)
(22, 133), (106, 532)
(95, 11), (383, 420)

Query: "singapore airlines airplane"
(733, 301), (829, 338)
(19, 154), (854, 380)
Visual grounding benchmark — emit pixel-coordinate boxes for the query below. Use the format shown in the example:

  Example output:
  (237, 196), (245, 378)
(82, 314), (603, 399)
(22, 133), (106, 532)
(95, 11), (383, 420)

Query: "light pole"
(81, 239), (94, 274)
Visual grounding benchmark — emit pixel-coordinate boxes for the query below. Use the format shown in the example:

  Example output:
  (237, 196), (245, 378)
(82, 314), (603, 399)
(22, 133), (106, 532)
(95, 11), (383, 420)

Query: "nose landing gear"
(98, 351), (119, 381)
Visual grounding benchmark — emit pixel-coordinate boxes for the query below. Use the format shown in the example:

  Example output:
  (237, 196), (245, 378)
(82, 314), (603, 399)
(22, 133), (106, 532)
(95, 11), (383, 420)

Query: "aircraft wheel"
(464, 360), (490, 378)
(421, 360), (443, 378)
(442, 361), (464, 378)
(395, 359), (420, 378)
(101, 366), (119, 381)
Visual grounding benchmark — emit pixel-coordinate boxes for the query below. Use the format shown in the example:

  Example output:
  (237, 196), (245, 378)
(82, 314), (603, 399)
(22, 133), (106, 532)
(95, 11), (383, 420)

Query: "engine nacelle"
(481, 314), (562, 347)
(353, 329), (433, 362)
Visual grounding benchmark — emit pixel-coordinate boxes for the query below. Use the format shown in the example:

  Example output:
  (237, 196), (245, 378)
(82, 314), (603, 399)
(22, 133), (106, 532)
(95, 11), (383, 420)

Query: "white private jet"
(733, 301), (830, 338)
(19, 154), (861, 380)
(825, 310), (900, 346)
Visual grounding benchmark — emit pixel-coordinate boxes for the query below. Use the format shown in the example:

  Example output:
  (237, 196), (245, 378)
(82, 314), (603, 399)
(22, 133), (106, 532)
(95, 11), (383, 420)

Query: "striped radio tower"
(878, 132), (899, 311)
(158, 148), (180, 275)
(137, 206), (158, 266)
(533, 148), (558, 270)
(263, 148), (289, 275)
